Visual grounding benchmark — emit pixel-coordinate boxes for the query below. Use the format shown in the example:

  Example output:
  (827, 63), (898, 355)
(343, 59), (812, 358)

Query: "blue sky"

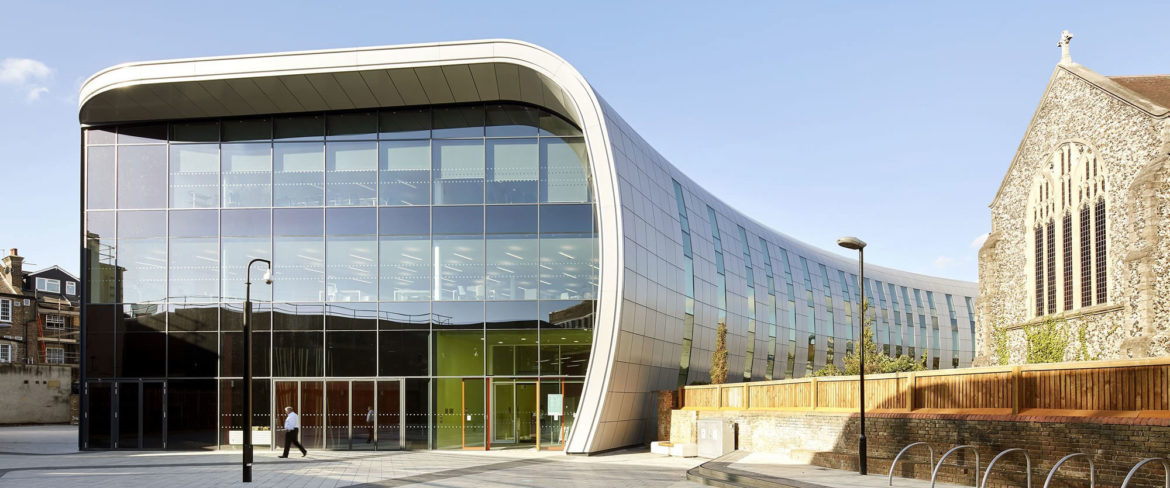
(2, 1), (1169, 281)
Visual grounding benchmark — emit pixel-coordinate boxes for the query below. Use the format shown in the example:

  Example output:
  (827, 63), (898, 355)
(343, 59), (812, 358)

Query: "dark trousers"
(282, 428), (306, 457)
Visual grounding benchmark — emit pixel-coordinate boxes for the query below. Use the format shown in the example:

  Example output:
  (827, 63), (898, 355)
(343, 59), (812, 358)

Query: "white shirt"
(366, 409), (374, 423)
(284, 412), (300, 430)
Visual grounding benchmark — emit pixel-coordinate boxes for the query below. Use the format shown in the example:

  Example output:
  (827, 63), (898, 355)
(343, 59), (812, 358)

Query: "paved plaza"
(0, 425), (706, 488)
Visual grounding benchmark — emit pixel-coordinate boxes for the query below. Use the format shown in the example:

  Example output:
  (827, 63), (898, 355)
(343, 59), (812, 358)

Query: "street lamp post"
(837, 236), (867, 475)
(243, 258), (272, 483)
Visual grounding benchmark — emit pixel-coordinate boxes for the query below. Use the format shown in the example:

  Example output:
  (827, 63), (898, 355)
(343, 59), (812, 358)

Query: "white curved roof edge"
(79, 38), (585, 124)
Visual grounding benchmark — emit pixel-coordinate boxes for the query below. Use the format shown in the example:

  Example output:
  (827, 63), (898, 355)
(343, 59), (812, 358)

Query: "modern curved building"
(78, 39), (978, 454)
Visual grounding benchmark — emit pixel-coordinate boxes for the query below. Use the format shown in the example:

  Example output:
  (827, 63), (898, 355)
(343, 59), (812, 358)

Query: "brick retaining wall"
(672, 409), (1170, 487)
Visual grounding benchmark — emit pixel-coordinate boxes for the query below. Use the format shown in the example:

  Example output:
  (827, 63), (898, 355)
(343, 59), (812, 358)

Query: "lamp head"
(262, 268), (273, 285)
(837, 236), (867, 251)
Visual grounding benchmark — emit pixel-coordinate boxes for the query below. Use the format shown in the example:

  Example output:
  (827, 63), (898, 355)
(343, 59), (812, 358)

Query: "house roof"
(1109, 75), (1170, 112)
(26, 266), (79, 282)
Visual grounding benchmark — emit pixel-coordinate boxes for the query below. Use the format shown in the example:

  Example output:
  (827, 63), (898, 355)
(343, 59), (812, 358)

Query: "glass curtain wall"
(82, 102), (597, 451)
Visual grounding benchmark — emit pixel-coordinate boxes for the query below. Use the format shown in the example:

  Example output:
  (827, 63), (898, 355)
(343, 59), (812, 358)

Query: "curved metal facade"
(79, 39), (976, 454)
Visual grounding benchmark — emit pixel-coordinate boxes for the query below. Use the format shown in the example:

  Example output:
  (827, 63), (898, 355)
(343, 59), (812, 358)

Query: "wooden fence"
(680, 357), (1170, 417)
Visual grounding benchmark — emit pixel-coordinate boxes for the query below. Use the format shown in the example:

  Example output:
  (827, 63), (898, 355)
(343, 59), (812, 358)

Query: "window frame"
(46, 347), (64, 364)
(0, 298), (10, 323)
(65, 281), (76, 296)
(45, 314), (66, 330)
(36, 277), (61, 294)
(0, 344), (10, 362)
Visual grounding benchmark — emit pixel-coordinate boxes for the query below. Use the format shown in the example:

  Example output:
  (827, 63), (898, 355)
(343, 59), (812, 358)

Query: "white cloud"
(0, 58), (51, 85)
(0, 58), (52, 103)
(970, 232), (989, 249)
(25, 86), (48, 101)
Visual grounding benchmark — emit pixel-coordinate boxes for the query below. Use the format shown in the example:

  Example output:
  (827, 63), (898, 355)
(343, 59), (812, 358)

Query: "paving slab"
(691, 452), (970, 488)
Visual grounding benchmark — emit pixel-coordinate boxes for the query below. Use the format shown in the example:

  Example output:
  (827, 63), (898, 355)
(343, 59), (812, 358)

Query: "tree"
(710, 320), (728, 384)
(813, 300), (925, 377)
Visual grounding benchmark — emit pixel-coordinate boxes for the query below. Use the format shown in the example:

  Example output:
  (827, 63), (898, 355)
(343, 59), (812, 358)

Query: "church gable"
(977, 35), (1169, 364)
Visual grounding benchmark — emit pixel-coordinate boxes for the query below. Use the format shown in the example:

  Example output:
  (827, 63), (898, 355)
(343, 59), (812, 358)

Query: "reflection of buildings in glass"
(78, 40), (976, 454)
(546, 301), (593, 330)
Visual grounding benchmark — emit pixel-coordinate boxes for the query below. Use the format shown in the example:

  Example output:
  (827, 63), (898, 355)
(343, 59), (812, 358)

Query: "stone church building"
(977, 32), (1170, 364)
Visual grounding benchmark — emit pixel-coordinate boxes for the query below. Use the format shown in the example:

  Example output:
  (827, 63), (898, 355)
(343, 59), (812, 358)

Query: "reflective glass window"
(485, 104), (539, 137)
(432, 105), (484, 138)
(538, 112), (581, 137)
(486, 205), (537, 234)
(118, 124), (166, 144)
(379, 206), (429, 235)
(221, 210), (271, 302)
(167, 332), (218, 377)
(539, 300), (595, 330)
(274, 114), (324, 141)
(222, 118), (271, 142)
(86, 146), (116, 209)
(272, 332), (323, 376)
(432, 140), (484, 204)
(272, 303), (324, 331)
(169, 210), (219, 302)
(325, 302), (378, 331)
(432, 302), (484, 328)
(540, 204), (592, 233)
(433, 331), (484, 375)
(486, 138), (538, 203)
(379, 140), (430, 206)
(486, 301), (537, 329)
(326, 112), (377, 140)
(273, 208), (323, 302)
(434, 237), (484, 301)
(167, 303), (218, 332)
(540, 137), (590, 203)
(87, 128), (116, 145)
(487, 234), (537, 301)
(326, 331), (376, 376)
(325, 208), (376, 302)
(379, 331), (429, 376)
(220, 331), (271, 377)
(326, 141), (377, 206)
(379, 302), (430, 330)
(433, 206), (483, 235)
(117, 211), (166, 303)
(380, 236), (431, 302)
(117, 145), (167, 209)
(379, 108), (430, 140)
(221, 143), (271, 208)
(540, 233), (593, 301)
(86, 212), (117, 303)
(171, 121), (219, 143)
(487, 330), (538, 375)
(274, 143), (324, 207)
(170, 144), (220, 208)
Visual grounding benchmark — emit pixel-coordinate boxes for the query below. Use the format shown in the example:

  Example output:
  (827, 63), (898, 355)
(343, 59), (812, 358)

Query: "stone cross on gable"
(1058, 30), (1074, 65)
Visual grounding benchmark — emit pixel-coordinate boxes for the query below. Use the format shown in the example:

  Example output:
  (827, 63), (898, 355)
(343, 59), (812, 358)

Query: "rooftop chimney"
(2, 248), (24, 291)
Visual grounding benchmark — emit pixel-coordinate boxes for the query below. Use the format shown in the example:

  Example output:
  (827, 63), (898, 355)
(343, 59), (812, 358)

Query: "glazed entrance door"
(491, 380), (538, 448)
(85, 380), (166, 449)
(275, 379), (402, 450)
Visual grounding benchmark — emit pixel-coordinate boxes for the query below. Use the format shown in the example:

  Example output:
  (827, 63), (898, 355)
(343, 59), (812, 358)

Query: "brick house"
(0, 249), (80, 370)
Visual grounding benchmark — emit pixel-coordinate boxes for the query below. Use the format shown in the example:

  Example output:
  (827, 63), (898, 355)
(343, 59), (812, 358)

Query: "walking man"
(279, 406), (307, 458)
(366, 406), (375, 443)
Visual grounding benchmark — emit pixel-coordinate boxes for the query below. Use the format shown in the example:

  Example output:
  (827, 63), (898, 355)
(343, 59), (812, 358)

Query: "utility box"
(696, 418), (735, 458)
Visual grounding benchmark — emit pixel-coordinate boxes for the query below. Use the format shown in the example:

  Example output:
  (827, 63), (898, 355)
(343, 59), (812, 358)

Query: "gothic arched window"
(1027, 142), (1106, 317)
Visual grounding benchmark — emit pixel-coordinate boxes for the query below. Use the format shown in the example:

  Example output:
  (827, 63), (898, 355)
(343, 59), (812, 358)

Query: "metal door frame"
(271, 377), (404, 451)
(84, 379), (166, 450)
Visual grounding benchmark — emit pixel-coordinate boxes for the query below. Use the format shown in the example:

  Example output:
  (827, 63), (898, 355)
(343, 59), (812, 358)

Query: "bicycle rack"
(1043, 453), (1095, 488)
(1121, 457), (1170, 488)
(980, 448), (1031, 488)
(889, 442), (935, 486)
(931, 445), (980, 488)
